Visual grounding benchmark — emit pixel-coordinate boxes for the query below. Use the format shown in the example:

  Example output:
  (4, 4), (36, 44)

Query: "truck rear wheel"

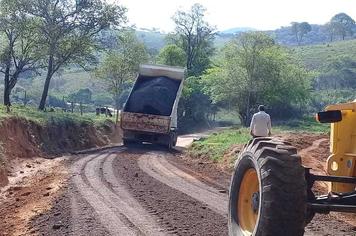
(165, 131), (177, 150)
(228, 137), (307, 236)
(123, 139), (141, 147)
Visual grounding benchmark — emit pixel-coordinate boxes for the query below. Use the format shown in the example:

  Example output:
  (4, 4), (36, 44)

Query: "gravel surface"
(125, 76), (181, 116)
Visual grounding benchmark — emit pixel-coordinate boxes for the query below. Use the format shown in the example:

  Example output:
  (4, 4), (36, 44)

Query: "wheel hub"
(252, 192), (260, 213)
(237, 168), (260, 235)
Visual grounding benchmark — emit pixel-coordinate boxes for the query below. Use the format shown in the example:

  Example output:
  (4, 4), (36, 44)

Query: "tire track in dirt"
(101, 153), (165, 235)
(113, 149), (228, 236)
(137, 145), (356, 236)
(72, 151), (165, 236)
(299, 138), (329, 192)
(72, 153), (135, 235)
(138, 152), (228, 217)
(299, 138), (329, 170)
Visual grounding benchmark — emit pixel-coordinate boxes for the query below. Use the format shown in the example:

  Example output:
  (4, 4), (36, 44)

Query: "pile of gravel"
(125, 76), (181, 116)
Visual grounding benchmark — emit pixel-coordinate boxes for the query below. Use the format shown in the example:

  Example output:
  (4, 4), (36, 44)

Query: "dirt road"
(1, 133), (356, 236)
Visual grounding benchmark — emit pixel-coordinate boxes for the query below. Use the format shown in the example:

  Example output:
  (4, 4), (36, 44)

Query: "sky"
(116, 0), (356, 32)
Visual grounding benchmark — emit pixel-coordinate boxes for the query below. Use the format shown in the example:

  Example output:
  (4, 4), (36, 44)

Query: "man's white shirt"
(250, 111), (271, 137)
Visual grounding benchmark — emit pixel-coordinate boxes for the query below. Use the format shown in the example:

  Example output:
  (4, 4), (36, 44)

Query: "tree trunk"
(297, 33), (301, 46)
(245, 89), (251, 127)
(3, 66), (11, 106)
(115, 90), (120, 124)
(39, 55), (54, 110)
(3, 87), (11, 107)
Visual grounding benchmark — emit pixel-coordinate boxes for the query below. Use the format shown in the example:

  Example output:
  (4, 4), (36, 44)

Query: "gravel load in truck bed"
(125, 76), (181, 116)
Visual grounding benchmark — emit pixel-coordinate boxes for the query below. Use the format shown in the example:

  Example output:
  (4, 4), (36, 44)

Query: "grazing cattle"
(96, 107), (113, 117)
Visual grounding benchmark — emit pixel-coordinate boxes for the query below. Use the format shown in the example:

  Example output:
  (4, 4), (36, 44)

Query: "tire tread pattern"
(229, 137), (307, 236)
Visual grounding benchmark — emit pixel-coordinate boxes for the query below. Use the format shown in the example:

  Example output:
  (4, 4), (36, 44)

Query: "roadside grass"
(190, 128), (250, 162)
(189, 117), (329, 163)
(274, 116), (329, 133)
(0, 105), (115, 125)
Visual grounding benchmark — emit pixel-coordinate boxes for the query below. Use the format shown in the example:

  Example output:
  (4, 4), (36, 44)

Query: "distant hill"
(136, 23), (356, 52)
(135, 30), (166, 56)
(291, 39), (356, 70)
(220, 27), (256, 34)
(269, 24), (329, 46)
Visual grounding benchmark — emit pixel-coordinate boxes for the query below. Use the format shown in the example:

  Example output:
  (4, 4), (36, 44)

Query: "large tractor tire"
(228, 137), (307, 236)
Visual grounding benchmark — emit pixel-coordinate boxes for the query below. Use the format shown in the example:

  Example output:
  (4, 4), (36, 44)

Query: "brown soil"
(0, 117), (119, 159)
(172, 152), (232, 190)
(0, 158), (68, 236)
(15, 148), (227, 236)
(0, 117), (119, 188)
(0, 131), (355, 236)
(281, 133), (329, 173)
(116, 149), (228, 235)
(0, 166), (8, 187)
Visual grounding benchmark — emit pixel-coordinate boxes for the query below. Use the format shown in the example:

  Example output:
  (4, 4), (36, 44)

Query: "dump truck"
(228, 102), (356, 236)
(120, 64), (185, 149)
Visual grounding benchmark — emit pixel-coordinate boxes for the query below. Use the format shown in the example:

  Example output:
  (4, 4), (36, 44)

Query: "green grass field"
(0, 105), (115, 125)
(190, 117), (328, 163)
(291, 39), (356, 70)
(274, 116), (329, 133)
(190, 128), (251, 161)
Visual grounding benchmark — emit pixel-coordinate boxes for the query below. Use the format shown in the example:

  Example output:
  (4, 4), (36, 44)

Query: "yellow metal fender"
(326, 102), (356, 193)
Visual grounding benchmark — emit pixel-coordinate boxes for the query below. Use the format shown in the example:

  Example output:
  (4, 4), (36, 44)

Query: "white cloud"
(115, 0), (356, 31)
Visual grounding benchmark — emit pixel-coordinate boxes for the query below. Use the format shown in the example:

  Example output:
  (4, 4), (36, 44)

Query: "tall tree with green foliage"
(0, 0), (42, 106)
(291, 22), (312, 45)
(172, 3), (215, 76)
(22, 0), (127, 110)
(157, 44), (186, 67)
(95, 31), (148, 121)
(202, 32), (311, 125)
(234, 32), (274, 124)
(68, 88), (92, 104)
(330, 13), (355, 40)
(178, 75), (214, 130)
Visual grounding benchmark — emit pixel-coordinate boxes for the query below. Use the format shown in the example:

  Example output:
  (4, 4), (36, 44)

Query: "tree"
(234, 32), (274, 124)
(178, 75), (214, 131)
(22, 0), (127, 110)
(172, 3), (215, 76)
(202, 32), (311, 125)
(291, 22), (312, 45)
(0, 0), (42, 106)
(95, 31), (148, 122)
(68, 88), (92, 104)
(315, 56), (356, 90)
(330, 13), (355, 40)
(324, 22), (336, 42)
(157, 44), (186, 67)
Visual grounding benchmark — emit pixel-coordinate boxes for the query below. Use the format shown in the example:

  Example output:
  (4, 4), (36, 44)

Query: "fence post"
(80, 102), (83, 116)
(116, 107), (119, 125)
(71, 102), (74, 113)
(24, 91), (27, 106)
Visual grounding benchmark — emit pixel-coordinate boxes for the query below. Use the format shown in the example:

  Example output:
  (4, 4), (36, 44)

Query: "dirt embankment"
(0, 117), (120, 188)
(0, 165), (7, 187)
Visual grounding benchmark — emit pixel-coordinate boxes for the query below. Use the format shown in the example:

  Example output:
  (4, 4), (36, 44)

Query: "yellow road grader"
(228, 102), (356, 236)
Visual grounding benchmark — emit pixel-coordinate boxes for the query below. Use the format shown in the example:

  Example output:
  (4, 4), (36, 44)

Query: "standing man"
(250, 105), (272, 138)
